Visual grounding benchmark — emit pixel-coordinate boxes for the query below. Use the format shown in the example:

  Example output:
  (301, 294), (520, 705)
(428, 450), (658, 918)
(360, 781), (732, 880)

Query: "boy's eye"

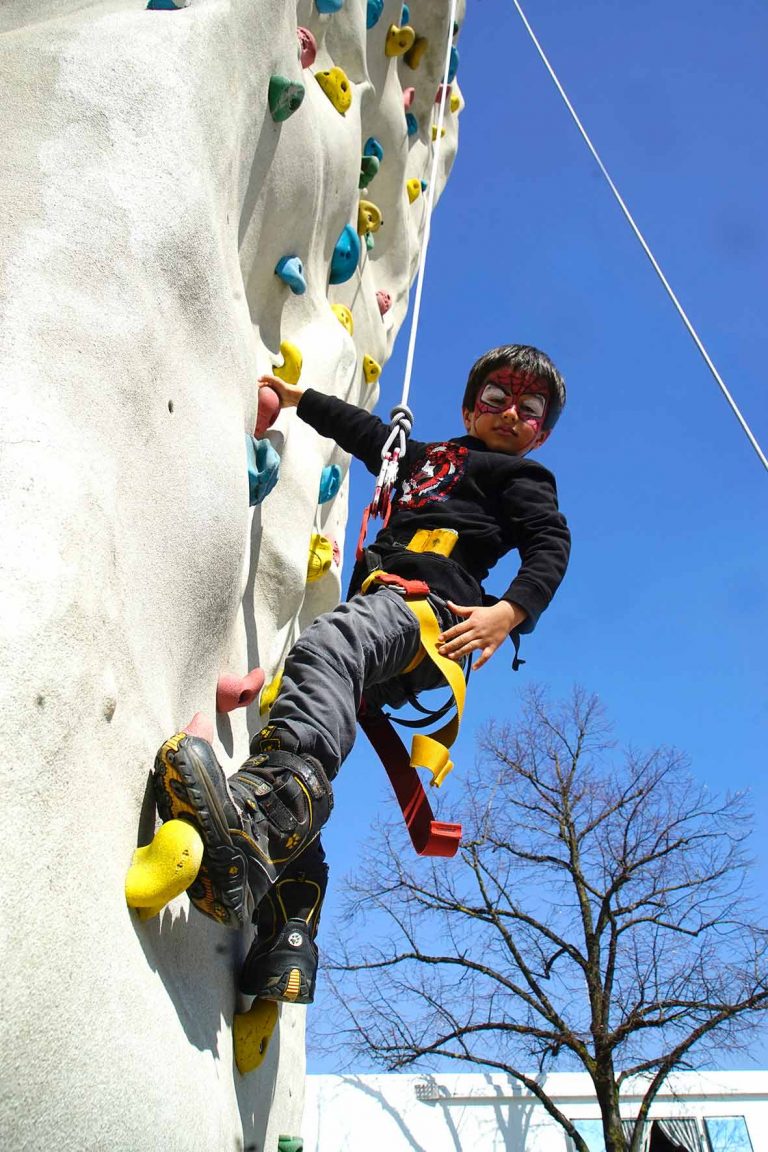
(519, 396), (547, 419)
(479, 384), (508, 407)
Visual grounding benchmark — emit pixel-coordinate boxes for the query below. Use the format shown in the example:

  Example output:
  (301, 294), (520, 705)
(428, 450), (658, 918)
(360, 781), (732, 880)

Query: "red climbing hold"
(255, 385), (281, 436)
(297, 26), (317, 69)
(403, 86), (415, 110)
(216, 669), (266, 714)
(376, 290), (392, 316)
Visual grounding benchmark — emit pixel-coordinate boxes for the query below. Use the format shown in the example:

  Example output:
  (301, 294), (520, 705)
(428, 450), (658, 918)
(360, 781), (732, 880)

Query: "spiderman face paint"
(474, 369), (549, 433)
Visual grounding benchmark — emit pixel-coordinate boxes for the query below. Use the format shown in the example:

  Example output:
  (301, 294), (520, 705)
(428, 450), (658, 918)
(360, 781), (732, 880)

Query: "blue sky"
(308, 0), (768, 1072)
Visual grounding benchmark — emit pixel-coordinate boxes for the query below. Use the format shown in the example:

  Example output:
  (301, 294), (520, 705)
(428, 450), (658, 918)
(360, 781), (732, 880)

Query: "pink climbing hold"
(216, 668), (266, 714)
(297, 26), (317, 69)
(435, 83), (452, 104)
(254, 385), (281, 436)
(403, 87), (415, 110)
(331, 538), (341, 566)
(184, 712), (214, 743)
(376, 290), (392, 316)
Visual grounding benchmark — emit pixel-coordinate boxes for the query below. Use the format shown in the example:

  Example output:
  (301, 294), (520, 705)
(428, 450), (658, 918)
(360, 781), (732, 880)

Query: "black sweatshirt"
(297, 389), (571, 633)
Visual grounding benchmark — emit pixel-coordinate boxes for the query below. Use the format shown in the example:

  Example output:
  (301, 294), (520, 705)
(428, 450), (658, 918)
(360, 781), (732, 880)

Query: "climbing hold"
(315, 67), (352, 115)
(146, 0), (187, 9)
(315, 0), (343, 10)
(404, 35), (428, 69)
(331, 538), (341, 566)
(376, 290), (392, 316)
(365, 232), (375, 251)
(450, 91), (460, 113)
(331, 303), (354, 335)
(273, 341), (303, 386)
(406, 178), (421, 203)
(385, 24), (416, 57)
(363, 136), (384, 162)
(268, 76), (305, 122)
(125, 819), (204, 921)
(216, 668), (266, 714)
(401, 4), (410, 23)
(403, 86), (415, 110)
(255, 385), (281, 437)
(274, 255), (306, 295)
(277, 1138), (303, 1152)
(329, 224), (361, 284)
(431, 125), (446, 140)
(297, 27), (317, 69)
(420, 179), (427, 190)
(357, 200), (383, 235)
(435, 83), (451, 104)
(260, 670), (283, 711)
(234, 1000), (279, 1075)
(307, 533), (333, 582)
(366, 0), (383, 29)
(405, 112), (418, 136)
(359, 155), (380, 188)
(318, 464), (342, 504)
(363, 354), (382, 385)
(447, 44), (459, 83)
(246, 435), (280, 507)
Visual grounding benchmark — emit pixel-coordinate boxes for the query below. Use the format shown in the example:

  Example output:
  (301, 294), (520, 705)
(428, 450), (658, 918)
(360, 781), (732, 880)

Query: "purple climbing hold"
(329, 225), (361, 285)
(275, 255), (307, 294)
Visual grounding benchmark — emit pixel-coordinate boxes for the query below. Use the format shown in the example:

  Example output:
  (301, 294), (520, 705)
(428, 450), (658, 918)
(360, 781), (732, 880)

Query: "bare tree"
(321, 687), (768, 1152)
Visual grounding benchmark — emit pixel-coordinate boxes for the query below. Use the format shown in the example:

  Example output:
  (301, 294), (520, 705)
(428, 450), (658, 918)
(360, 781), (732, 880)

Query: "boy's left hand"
(437, 600), (527, 670)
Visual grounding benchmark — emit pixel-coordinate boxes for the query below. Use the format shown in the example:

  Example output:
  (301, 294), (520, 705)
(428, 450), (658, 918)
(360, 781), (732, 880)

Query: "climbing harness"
(510, 0), (767, 474)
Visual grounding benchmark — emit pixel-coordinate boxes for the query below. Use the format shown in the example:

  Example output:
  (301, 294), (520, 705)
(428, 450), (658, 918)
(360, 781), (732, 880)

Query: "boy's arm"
(259, 376), (392, 475)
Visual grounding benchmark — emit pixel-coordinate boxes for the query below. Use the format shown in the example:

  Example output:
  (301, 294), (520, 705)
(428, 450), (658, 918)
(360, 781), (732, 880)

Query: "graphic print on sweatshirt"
(396, 443), (469, 509)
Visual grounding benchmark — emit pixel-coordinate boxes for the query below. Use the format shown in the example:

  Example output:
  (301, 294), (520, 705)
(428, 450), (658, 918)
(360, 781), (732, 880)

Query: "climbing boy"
(153, 344), (570, 1004)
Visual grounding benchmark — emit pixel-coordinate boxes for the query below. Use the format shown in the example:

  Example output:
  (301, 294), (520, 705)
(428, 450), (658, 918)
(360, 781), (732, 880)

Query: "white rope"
(398, 0), (460, 412)
(510, 0), (768, 474)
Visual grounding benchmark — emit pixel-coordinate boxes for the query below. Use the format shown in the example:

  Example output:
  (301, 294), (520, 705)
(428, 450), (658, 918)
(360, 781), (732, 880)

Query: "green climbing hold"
(268, 75), (305, 122)
(277, 1138), (304, 1152)
(359, 154), (380, 188)
(365, 231), (375, 251)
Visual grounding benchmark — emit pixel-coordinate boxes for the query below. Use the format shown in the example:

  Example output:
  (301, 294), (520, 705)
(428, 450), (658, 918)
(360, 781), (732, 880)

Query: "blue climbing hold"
(329, 224), (361, 285)
(366, 0), (384, 29)
(275, 255), (307, 295)
(316, 0), (343, 10)
(420, 179), (428, 191)
(401, 4), (410, 23)
(246, 436), (280, 507)
(447, 44), (459, 83)
(405, 112), (418, 136)
(318, 464), (342, 504)
(146, 0), (182, 8)
(363, 136), (384, 162)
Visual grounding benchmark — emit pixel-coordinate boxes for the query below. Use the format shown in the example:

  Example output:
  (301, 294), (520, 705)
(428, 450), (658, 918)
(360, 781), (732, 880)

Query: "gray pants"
(266, 587), (458, 778)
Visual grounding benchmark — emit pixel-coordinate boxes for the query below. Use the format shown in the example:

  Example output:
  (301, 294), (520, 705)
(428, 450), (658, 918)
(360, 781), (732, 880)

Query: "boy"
(153, 344), (570, 1004)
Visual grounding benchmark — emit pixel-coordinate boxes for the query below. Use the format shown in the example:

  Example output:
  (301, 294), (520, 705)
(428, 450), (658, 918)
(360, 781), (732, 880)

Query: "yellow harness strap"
(360, 528), (464, 789)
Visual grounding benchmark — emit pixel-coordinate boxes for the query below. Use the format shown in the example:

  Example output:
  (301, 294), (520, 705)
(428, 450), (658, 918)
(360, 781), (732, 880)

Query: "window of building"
(703, 1117), (753, 1152)
(571, 1119), (606, 1152)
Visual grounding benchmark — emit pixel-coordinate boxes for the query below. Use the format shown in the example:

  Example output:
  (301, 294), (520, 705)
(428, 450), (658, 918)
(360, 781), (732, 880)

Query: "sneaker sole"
(154, 733), (252, 928)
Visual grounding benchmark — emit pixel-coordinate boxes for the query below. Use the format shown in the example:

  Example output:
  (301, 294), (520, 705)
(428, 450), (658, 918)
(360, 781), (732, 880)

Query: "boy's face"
(462, 367), (551, 456)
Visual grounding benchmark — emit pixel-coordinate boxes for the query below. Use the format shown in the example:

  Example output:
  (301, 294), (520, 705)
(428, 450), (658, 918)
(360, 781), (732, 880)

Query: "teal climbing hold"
(268, 76), (305, 122)
(275, 255), (307, 294)
(401, 4), (410, 23)
(359, 155), (380, 188)
(405, 112), (418, 136)
(420, 179), (428, 190)
(366, 0), (383, 29)
(318, 464), (342, 504)
(329, 225), (360, 285)
(447, 44), (459, 83)
(365, 232), (375, 251)
(246, 436), (280, 506)
(316, 0), (343, 10)
(363, 136), (383, 162)
(146, 0), (183, 8)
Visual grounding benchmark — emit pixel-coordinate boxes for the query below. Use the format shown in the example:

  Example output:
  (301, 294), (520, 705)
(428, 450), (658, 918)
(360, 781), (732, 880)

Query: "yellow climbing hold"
(357, 199), (383, 235)
(125, 818), (204, 920)
(331, 303), (354, 335)
(234, 1000), (279, 1075)
(406, 178), (421, 204)
(315, 67), (352, 115)
(260, 669), (283, 711)
(363, 354), (382, 385)
(385, 23), (416, 57)
(432, 125), (446, 140)
(307, 532), (333, 582)
(450, 91), (460, 113)
(273, 341), (303, 385)
(404, 35), (428, 69)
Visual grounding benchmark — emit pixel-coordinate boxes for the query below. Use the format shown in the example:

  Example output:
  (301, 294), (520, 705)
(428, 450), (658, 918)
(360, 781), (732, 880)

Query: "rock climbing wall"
(0, 0), (462, 1148)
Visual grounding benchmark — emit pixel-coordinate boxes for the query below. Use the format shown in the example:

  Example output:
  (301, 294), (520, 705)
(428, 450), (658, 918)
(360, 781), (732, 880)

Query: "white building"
(304, 1071), (765, 1151)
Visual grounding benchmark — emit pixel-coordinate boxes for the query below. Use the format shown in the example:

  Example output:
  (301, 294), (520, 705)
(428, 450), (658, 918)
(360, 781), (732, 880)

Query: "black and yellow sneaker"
(153, 733), (333, 929)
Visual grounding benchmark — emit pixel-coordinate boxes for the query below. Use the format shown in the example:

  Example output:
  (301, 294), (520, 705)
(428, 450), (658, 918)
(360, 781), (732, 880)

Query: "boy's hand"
(437, 600), (528, 670)
(258, 374), (304, 408)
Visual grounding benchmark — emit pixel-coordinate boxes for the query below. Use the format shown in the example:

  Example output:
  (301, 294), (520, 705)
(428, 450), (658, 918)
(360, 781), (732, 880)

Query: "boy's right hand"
(258, 374), (304, 408)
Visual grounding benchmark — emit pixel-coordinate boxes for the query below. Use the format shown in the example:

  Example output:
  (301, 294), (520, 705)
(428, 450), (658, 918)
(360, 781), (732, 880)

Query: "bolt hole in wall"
(167, 400), (174, 412)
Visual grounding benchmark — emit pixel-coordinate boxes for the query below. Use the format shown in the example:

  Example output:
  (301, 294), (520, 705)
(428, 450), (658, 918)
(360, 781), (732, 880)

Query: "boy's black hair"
(462, 344), (566, 431)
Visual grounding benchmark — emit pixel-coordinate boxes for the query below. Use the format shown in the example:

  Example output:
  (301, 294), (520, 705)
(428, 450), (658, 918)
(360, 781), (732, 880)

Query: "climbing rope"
(358, 0), (461, 558)
(510, 0), (767, 474)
